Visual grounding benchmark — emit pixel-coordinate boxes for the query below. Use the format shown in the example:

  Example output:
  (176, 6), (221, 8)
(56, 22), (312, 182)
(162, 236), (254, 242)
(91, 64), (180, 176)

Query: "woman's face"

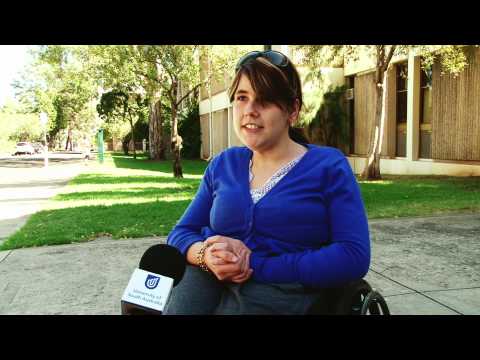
(232, 74), (296, 152)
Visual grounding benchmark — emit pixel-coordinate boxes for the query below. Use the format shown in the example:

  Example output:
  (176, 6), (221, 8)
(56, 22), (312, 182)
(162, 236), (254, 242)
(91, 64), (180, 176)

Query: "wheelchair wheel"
(360, 290), (390, 315)
(305, 279), (391, 315)
(333, 279), (373, 315)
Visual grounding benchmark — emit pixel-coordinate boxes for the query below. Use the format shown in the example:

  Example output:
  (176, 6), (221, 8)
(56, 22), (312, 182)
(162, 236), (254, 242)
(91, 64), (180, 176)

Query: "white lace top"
(249, 152), (306, 204)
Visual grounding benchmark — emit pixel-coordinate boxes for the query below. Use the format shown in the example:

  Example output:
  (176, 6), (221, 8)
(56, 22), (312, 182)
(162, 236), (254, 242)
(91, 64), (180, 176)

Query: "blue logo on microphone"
(145, 274), (160, 289)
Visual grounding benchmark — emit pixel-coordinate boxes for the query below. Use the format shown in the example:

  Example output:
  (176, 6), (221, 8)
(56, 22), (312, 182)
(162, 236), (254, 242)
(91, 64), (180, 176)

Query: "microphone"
(121, 244), (186, 315)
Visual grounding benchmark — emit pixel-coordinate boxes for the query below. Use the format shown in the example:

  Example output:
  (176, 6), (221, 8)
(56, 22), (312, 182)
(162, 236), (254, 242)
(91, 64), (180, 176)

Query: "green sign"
(97, 129), (104, 164)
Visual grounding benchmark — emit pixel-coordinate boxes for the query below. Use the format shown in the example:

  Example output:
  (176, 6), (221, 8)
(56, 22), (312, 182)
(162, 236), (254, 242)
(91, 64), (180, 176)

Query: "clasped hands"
(203, 235), (253, 284)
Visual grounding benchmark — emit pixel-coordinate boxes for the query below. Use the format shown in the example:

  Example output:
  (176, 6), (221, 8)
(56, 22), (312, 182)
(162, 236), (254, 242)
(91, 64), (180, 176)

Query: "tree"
(14, 46), (100, 150)
(97, 87), (149, 159)
(89, 45), (251, 176)
(297, 45), (470, 180)
(0, 102), (42, 150)
(13, 47), (59, 146)
(56, 75), (98, 151)
(132, 45), (239, 177)
(87, 45), (168, 160)
(42, 46), (99, 151)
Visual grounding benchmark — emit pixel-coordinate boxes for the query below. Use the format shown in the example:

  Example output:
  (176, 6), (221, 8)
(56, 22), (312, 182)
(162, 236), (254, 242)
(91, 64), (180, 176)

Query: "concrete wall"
(344, 46), (409, 76)
(200, 114), (210, 160)
(199, 92), (229, 116)
(228, 106), (243, 147)
(211, 109), (228, 157)
(347, 156), (480, 176)
(320, 67), (345, 87)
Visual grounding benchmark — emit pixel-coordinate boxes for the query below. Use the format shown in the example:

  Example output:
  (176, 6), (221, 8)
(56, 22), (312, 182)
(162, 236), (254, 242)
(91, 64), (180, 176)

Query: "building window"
(396, 62), (408, 123)
(419, 66), (433, 158)
(395, 62), (408, 157)
(346, 76), (355, 155)
(420, 67), (433, 124)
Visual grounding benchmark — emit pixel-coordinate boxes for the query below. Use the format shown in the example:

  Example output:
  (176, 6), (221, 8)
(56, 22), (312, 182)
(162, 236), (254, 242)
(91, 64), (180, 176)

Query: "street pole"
(39, 112), (48, 167)
(44, 128), (48, 167)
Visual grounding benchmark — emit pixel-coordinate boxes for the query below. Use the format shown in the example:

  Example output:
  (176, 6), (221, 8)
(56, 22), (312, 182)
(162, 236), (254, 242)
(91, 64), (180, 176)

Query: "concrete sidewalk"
(365, 213), (480, 315)
(0, 213), (479, 315)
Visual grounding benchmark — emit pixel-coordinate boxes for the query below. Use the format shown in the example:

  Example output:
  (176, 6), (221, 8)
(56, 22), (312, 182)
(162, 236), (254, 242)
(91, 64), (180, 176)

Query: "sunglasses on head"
(235, 50), (289, 73)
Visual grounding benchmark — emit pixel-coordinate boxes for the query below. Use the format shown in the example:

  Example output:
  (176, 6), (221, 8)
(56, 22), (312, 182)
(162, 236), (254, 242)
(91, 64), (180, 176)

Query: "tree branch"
(176, 83), (201, 106)
(133, 69), (156, 83)
(383, 45), (397, 72)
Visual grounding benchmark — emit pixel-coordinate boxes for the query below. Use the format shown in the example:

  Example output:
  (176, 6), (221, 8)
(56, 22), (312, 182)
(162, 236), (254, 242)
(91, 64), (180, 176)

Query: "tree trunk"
(129, 115), (136, 159)
(171, 107), (183, 178)
(361, 45), (396, 180)
(48, 135), (55, 150)
(149, 99), (165, 160)
(171, 82), (183, 178)
(361, 72), (386, 180)
(65, 127), (73, 151)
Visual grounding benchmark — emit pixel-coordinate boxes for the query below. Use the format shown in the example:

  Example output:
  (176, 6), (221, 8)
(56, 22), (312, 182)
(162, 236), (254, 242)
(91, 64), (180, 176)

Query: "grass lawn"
(359, 176), (480, 218)
(1, 153), (206, 250)
(2, 152), (479, 250)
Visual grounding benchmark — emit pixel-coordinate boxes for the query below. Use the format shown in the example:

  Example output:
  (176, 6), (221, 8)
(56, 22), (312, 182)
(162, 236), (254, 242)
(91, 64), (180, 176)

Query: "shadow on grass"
(1, 199), (192, 250)
(56, 186), (198, 201)
(70, 174), (201, 186)
(111, 153), (207, 176)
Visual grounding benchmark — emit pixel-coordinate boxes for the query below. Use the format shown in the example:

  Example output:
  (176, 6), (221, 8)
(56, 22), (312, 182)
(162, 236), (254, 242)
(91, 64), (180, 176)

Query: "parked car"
(15, 142), (35, 155)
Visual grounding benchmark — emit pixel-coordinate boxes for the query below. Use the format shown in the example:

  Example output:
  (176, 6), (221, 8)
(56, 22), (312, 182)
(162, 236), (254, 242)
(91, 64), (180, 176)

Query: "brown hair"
(228, 55), (309, 144)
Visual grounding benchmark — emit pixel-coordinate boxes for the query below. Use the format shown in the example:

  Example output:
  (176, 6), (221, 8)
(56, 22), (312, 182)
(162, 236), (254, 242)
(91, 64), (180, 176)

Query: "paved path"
(0, 236), (161, 315)
(365, 213), (480, 315)
(0, 212), (479, 315)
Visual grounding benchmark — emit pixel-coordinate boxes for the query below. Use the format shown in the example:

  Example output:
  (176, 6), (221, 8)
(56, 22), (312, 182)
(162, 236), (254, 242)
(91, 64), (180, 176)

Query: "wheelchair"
(305, 279), (390, 315)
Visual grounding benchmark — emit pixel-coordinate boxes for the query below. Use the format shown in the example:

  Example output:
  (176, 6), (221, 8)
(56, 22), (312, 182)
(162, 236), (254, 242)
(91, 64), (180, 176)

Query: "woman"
(164, 50), (370, 315)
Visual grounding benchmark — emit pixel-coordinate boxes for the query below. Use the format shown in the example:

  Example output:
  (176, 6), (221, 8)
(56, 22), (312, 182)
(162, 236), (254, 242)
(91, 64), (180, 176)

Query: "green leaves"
(97, 90), (129, 120)
(413, 45), (469, 77)
(0, 112), (42, 145)
(13, 46), (101, 147)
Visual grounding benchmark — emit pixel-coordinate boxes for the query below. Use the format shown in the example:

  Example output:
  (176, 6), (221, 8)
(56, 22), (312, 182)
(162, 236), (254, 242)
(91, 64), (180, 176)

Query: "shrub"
(308, 85), (349, 154)
(178, 98), (201, 159)
(122, 113), (149, 155)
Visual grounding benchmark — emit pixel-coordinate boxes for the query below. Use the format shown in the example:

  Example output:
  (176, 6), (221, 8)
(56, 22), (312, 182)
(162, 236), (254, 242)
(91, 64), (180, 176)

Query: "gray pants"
(163, 265), (321, 315)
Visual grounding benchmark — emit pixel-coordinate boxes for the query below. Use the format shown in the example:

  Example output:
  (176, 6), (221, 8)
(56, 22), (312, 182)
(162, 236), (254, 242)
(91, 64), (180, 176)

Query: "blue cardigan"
(167, 144), (370, 288)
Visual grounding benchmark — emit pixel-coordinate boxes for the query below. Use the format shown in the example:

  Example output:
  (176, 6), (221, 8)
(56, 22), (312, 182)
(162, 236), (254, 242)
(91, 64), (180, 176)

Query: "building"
(199, 45), (480, 176)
